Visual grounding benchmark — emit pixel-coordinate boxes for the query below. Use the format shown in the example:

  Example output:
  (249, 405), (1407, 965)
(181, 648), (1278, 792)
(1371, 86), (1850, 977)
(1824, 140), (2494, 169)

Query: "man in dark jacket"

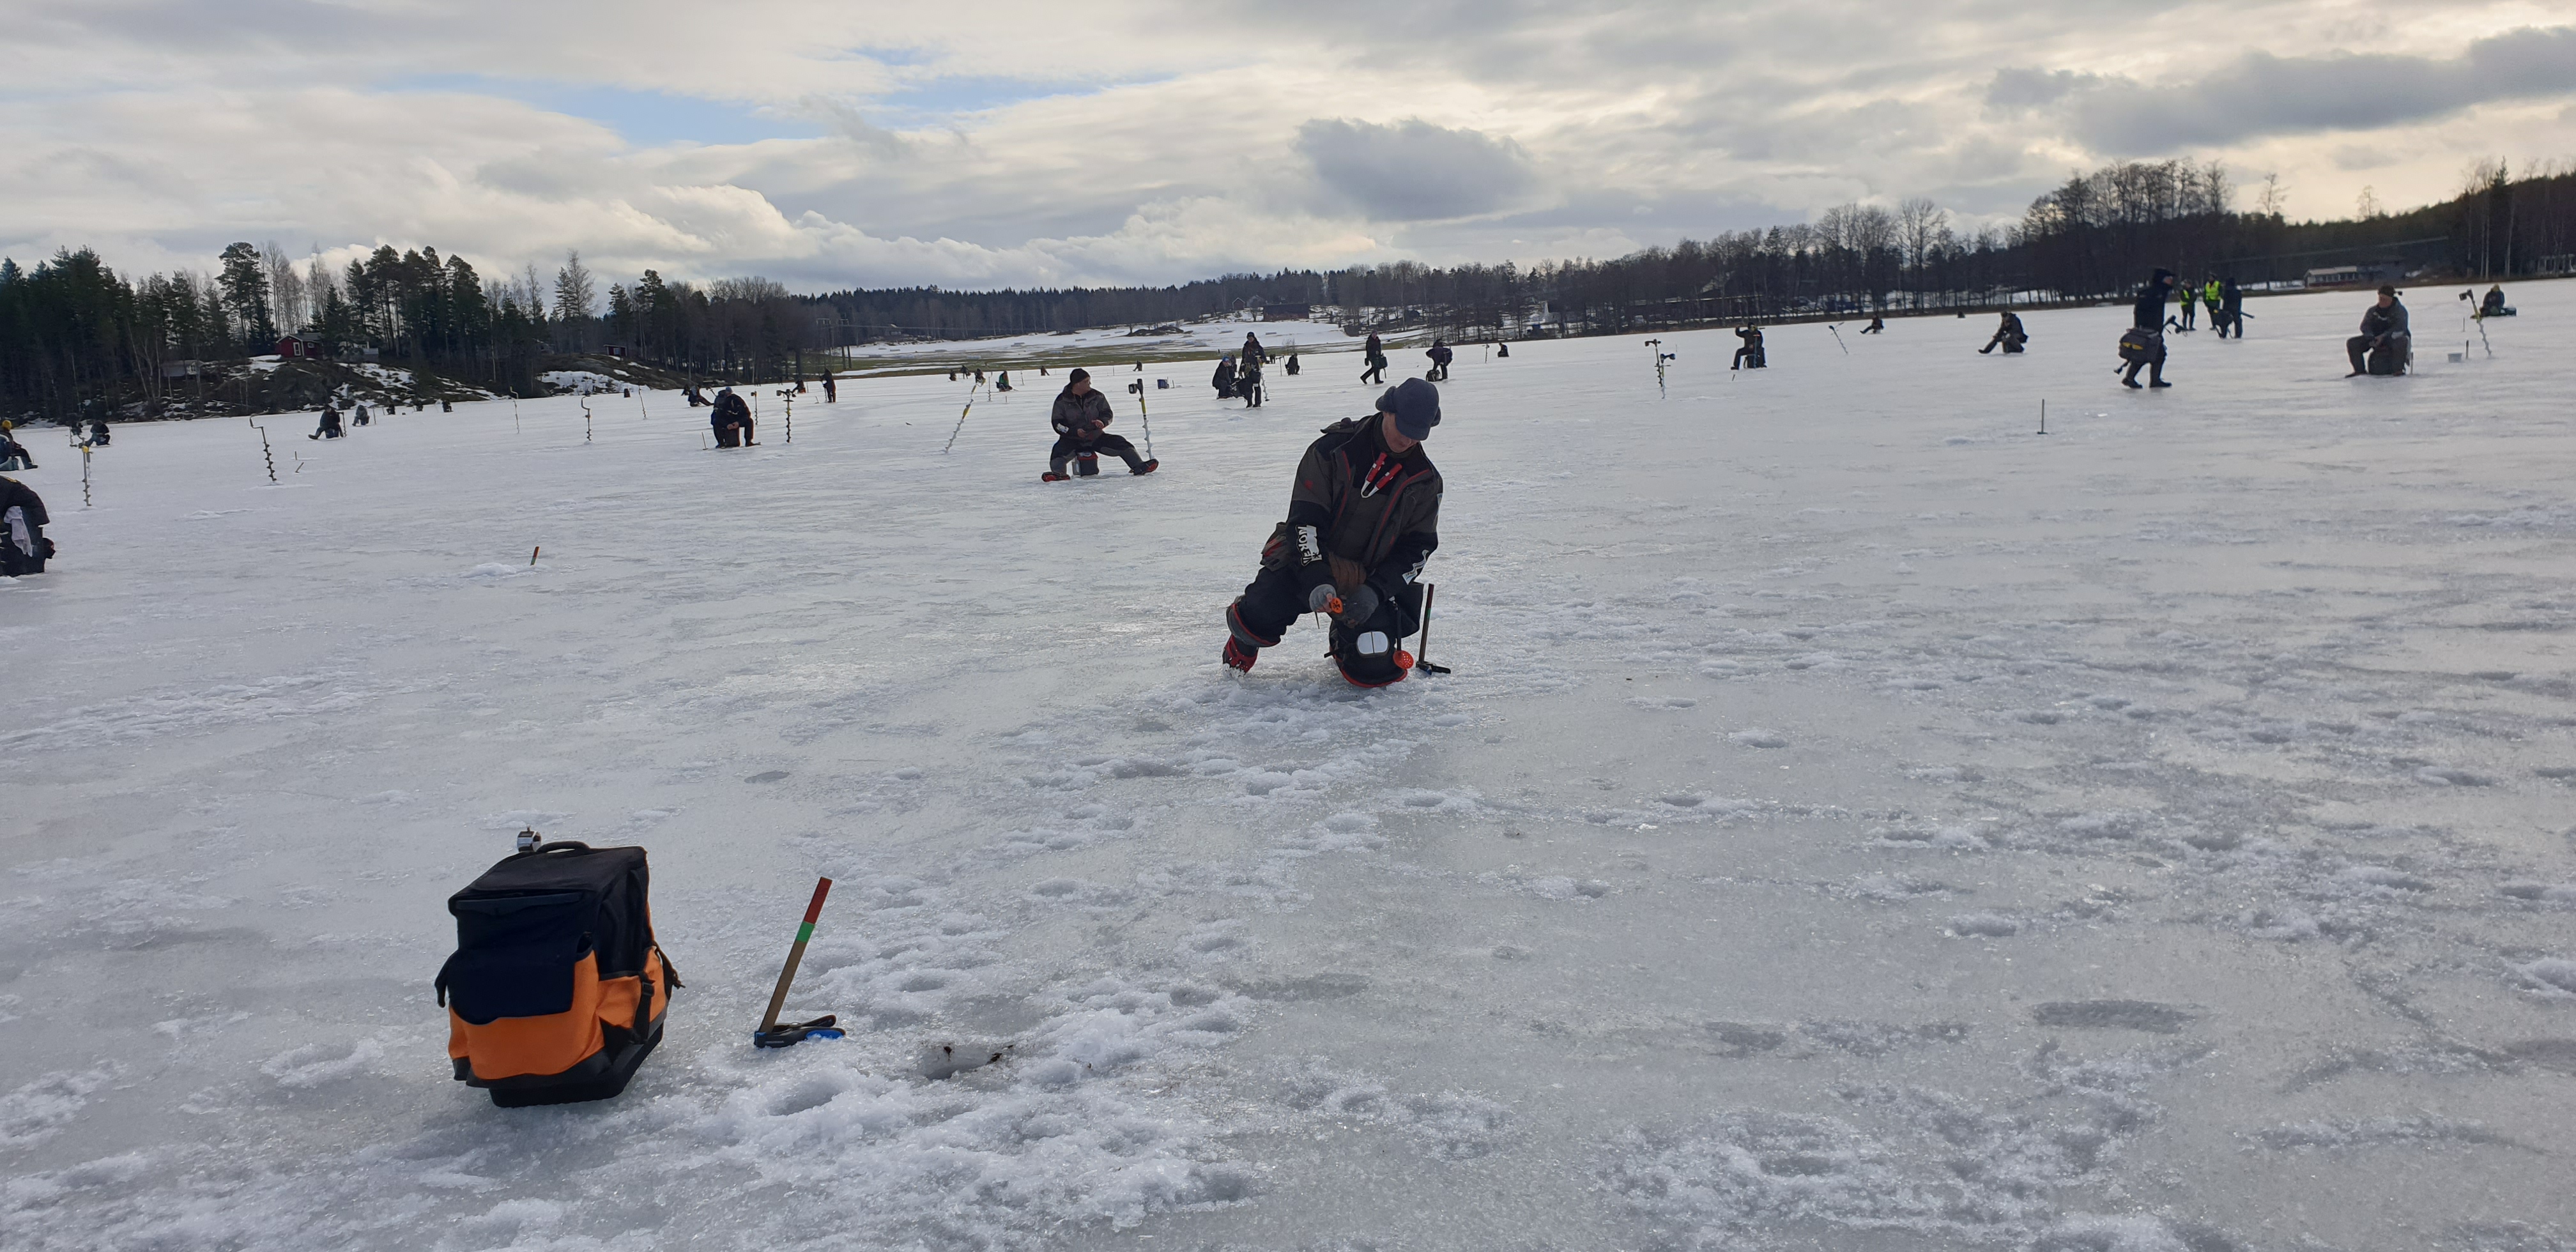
(1222, 378), (1443, 687)
(1360, 333), (1387, 385)
(1043, 369), (1156, 481)
(0, 422), (34, 470)
(1980, 310), (2028, 355)
(1238, 352), (1264, 408)
(710, 387), (754, 447)
(1731, 325), (1765, 369)
(2121, 269), (2175, 388)
(1426, 339), (1453, 381)
(2215, 279), (2246, 339)
(2347, 286), (2411, 376)
(1, 474), (52, 576)
(312, 406), (345, 439)
(1212, 355), (1238, 399)
(1241, 333), (1268, 367)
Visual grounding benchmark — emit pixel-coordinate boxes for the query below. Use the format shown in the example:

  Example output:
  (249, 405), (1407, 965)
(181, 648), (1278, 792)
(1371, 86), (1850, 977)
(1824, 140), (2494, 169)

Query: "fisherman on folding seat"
(1731, 324), (1766, 369)
(1042, 369), (1156, 481)
(2347, 285), (2411, 377)
(0, 422), (34, 471)
(1223, 378), (1442, 687)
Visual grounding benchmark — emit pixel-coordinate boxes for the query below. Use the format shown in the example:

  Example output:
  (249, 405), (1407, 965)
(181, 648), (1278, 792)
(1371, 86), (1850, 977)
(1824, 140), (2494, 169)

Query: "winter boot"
(1041, 471), (1071, 482)
(1131, 459), (1159, 475)
(1222, 637), (1258, 673)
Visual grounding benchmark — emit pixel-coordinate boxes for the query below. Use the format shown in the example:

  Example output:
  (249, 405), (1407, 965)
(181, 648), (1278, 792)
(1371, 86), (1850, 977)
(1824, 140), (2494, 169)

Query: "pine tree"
(217, 242), (277, 353)
(553, 251), (595, 351)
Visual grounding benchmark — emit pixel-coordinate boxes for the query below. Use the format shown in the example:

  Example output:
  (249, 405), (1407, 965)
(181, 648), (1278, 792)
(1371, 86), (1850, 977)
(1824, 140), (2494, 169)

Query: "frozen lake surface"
(5, 284), (2575, 1251)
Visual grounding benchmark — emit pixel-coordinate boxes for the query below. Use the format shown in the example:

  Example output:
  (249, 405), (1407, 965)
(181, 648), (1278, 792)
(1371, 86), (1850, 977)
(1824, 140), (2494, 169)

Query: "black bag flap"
(438, 932), (588, 1025)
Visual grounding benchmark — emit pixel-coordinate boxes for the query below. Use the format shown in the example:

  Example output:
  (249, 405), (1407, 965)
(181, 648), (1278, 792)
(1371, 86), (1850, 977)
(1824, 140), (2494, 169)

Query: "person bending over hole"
(710, 386), (755, 446)
(1042, 369), (1156, 481)
(1, 473), (54, 576)
(2347, 286), (2411, 378)
(312, 406), (345, 439)
(1223, 379), (1442, 688)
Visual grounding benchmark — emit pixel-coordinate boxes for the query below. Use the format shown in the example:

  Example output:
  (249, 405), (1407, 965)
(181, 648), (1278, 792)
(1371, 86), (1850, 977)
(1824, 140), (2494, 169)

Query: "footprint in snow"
(1731, 730), (1789, 749)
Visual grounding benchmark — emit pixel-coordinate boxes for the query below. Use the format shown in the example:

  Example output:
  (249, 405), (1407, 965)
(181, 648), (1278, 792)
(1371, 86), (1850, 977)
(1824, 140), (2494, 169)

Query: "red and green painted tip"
(756, 877), (834, 1041)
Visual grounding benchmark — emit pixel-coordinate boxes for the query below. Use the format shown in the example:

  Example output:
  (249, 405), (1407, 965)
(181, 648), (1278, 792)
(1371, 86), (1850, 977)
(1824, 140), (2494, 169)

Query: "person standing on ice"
(2216, 279), (2246, 339)
(1241, 332), (1268, 369)
(1043, 369), (1156, 481)
(822, 374), (837, 402)
(2120, 269), (2175, 389)
(1222, 378), (1442, 687)
(1360, 333), (1388, 385)
(2346, 286), (2411, 377)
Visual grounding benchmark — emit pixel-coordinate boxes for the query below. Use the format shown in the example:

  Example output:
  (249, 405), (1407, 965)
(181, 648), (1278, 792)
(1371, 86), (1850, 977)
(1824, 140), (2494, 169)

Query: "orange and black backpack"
(435, 839), (679, 1106)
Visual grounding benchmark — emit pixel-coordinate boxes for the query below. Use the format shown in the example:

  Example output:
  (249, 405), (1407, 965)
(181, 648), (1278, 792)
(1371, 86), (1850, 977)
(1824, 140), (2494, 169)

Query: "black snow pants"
(1229, 564), (1423, 687)
(1051, 432), (1147, 476)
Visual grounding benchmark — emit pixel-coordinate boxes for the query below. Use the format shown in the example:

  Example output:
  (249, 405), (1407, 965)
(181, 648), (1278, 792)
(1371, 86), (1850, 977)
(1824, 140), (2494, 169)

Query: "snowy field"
(6, 282), (2576, 1251)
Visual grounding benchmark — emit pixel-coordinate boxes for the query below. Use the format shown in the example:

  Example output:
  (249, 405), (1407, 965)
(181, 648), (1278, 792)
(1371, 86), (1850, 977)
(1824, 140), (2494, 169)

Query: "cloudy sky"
(7, 1), (2575, 293)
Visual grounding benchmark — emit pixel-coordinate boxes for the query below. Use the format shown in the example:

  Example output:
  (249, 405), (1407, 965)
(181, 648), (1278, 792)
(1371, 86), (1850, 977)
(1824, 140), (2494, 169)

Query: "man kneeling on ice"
(1223, 378), (1441, 687)
(1044, 369), (1156, 480)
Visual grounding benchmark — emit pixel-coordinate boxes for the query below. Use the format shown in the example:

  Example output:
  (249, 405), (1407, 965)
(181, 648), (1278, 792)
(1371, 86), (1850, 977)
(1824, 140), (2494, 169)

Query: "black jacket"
(710, 392), (751, 427)
(1277, 416), (1441, 603)
(2133, 278), (2173, 330)
(1212, 361), (1236, 393)
(1051, 387), (1114, 438)
(2359, 299), (2410, 342)
(1, 476), (47, 530)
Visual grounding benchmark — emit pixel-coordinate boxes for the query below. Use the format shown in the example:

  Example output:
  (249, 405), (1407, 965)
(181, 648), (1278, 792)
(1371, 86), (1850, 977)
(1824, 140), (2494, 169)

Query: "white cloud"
(3, 1), (2573, 289)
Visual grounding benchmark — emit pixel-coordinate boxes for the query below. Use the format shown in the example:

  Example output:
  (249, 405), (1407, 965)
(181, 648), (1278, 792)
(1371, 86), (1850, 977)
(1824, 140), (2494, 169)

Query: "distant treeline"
(5, 156), (2572, 421)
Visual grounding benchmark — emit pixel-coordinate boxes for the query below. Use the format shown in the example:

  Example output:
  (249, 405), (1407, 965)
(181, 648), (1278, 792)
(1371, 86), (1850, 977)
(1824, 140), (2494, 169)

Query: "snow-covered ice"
(6, 284), (2576, 1249)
